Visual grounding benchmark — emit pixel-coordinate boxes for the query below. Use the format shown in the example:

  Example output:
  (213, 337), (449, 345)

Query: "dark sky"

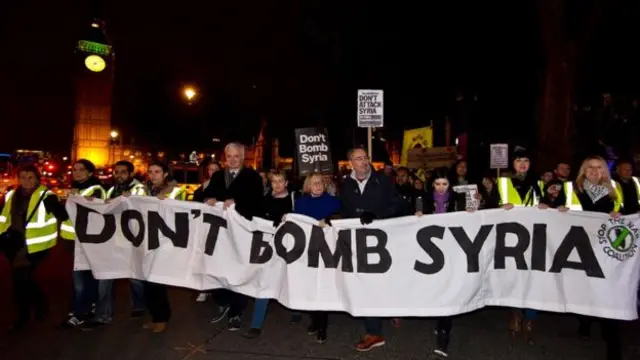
(1, 1), (638, 157)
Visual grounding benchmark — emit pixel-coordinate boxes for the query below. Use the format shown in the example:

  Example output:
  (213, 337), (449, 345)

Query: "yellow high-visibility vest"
(613, 177), (640, 210)
(106, 182), (147, 198)
(497, 177), (539, 207)
(60, 184), (105, 241)
(563, 180), (622, 212)
(0, 185), (59, 254)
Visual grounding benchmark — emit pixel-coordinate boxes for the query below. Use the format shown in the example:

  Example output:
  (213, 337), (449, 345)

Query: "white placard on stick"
(490, 144), (509, 169)
(357, 89), (384, 128)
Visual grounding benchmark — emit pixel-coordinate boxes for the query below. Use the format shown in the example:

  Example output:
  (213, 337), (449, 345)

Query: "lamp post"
(110, 130), (119, 164)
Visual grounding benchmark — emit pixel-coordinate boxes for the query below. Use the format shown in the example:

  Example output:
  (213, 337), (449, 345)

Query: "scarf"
(583, 179), (609, 203)
(433, 191), (450, 214)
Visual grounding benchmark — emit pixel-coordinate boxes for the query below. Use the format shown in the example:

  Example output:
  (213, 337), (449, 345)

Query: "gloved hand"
(360, 212), (376, 225)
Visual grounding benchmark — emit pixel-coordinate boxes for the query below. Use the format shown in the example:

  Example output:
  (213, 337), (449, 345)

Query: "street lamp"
(184, 87), (196, 102)
(110, 130), (119, 164)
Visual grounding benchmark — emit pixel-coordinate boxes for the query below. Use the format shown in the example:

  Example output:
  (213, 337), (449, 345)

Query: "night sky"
(1, 1), (638, 157)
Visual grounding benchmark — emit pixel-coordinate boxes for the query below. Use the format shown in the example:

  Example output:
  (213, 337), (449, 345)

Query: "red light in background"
(107, 168), (113, 172)
(47, 165), (54, 170)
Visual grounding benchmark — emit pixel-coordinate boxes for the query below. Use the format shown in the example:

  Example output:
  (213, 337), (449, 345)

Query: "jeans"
(250, 299), (302, 329)
(250, 298), (270, 329)
(94, 279), (145, 323)
(94, 280), (115, 323)
(364, 317), (382, 336)
(71, 270), (98, 317)
(11, 250), (49, 321)
(524, 309), (537, 320)
(130, 279), (146, 311)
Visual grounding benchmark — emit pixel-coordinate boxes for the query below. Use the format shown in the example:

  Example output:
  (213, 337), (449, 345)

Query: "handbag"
(0, 188), (49, 261)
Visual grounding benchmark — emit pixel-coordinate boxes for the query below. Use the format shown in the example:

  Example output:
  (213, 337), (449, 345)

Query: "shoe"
(316, 329), (327, 344)
(227, 316), (241, 331)
(152, 322), (166, 333)
(524, 320), (535, 345)
(210, 306), (230, 324)
(433, 348), (449, 358)
(354, 335), (385, 352)
(196, 293), (209, 303)
(59, 315), (84, 329)
(435, 329), (450, 354)
(80, 319), (110, 331)
(243, 328), (262, 339)
(307, 324), (318, 335)
(130, 310), (145, 319)
(508, 311), (523, 336)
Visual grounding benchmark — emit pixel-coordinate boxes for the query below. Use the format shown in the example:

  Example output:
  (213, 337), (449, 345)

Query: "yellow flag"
(401, 127), (433, 166)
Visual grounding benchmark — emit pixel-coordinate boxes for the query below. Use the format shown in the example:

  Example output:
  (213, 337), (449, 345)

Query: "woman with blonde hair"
(294, 172), (341, 343)
(561, 155), (622, 360)
(561, 155), (622, 216)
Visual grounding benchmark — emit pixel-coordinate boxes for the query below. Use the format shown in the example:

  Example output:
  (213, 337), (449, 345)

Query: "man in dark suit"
(202, 142), (264, 331)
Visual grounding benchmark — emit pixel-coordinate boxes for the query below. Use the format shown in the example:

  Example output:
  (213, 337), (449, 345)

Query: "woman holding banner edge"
(560, 155), (622, 360)
(416, 168), (469, 358)
(496, 148), (543, 345)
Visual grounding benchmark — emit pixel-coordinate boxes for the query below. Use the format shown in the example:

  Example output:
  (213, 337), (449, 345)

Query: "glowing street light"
(184, 87), (196, 102)
(110, 130), (119, 140)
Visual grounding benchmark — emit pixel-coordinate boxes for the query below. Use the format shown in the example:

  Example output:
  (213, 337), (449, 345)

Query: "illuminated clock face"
(84, 55), (106, 72)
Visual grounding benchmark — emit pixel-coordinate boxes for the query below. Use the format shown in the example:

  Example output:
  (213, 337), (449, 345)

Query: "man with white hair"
(202, 142), (264, 330)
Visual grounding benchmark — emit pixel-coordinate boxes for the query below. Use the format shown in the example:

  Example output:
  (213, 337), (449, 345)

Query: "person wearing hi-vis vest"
(80, 160), (148, 330)
(0, 164), (68, 331)
(497, 148), (543, 345)
(142, 161), (185, 333)
(613, 159), (639, 215)
(59, 159), (106, 329)
(559, 156), (623, 360)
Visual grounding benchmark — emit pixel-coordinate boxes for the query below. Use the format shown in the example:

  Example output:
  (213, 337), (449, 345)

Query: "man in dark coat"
(339, 147), (406, 352)
(202, 142), (264, 331)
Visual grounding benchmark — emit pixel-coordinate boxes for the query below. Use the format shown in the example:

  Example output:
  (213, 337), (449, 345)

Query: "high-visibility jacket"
(0, 185), (59, 254)
(563, 180), (622, 212)
(60, 184), (106, 241)
(106, 179), (147, 198)
(613, 177), (640, 210)
(538, 180), (546, 196)
(497, 177), (539, 207)
(167, 187), (186, 200)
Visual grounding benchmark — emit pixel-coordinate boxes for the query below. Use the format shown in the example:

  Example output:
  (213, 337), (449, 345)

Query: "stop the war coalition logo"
(597, 217), (639, 261)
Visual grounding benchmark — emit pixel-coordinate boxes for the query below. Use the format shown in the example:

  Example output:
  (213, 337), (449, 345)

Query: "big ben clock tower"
(71, 19), (114, 166)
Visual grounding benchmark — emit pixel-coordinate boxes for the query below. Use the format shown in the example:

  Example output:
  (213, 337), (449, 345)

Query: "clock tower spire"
(71, 15), (114, 167)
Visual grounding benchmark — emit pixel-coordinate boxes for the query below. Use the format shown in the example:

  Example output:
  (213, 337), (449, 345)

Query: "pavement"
(0, 244), (639, 360)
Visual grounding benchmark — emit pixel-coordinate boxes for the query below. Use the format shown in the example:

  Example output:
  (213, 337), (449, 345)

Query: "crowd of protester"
(1, 141), (639, 360)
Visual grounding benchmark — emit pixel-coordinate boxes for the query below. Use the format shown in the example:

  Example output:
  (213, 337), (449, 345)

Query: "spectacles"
(352, 156), (369, 162)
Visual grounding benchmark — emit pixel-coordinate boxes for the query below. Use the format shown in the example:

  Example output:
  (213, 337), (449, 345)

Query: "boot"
(523, 319), (535, 345)
(508, 311), (522, 336)
(433, 329), (450, 358)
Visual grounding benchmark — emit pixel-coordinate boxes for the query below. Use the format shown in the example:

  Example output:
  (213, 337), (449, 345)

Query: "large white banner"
(66, 196), (640, 320)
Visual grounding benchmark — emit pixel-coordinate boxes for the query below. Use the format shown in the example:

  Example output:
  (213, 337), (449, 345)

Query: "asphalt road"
(0, 244), (638, 360)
